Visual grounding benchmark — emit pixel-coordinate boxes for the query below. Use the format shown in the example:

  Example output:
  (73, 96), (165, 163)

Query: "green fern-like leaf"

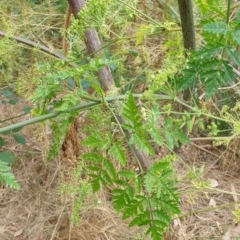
(176, 68), (199, 92)
(108, 140), (126, 166)
(129, 134), (154, 155)
(91, 179), (101, 192)
(111, 153), (179, 240)
(82, 131), (111, 150)
(118, 170), (137, 179)
(146, 224), (165, 240)
(231, 29), (240, 44)
(101, 168), (113, 185)
(194, 0), (225, 15)
(121, 94), (154, 155)
(104, 158), (117, 180)
(203, 21), (228, 35)
(177, 44), (236, 99)
(151, 210), (170, 226)
(145, 161), (170, 193)
(83, 151), (117, 190)
(112, 188), (131, 210)
(81, 132), (105, 149)
(225, 46), (240, 66)
(163, 117), (189, 149)
(143, 155), (179, 238)
(82, 152), (103, 163)
(0, 160), (20, 190)
(144, 105), (164, 146)
(121, 94), (141, 129)
(129, 211), (149, 227)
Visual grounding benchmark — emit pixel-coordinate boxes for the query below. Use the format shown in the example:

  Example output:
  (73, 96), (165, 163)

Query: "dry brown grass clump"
(173, 143), (240, 240)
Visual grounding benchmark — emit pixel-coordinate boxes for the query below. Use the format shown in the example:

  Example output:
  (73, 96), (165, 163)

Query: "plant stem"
(0, 93), (234, 135)
(190, 136), (236, 141)
(226, 0), (232, 24)
(0, 94), (140, 134)
(0, 101), (100, 134)
(178, 200), (240, 218)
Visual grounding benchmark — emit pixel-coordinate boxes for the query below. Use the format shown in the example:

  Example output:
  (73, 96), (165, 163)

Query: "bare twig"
(0, 30), (67, 61)
(190, 142), (219, 158)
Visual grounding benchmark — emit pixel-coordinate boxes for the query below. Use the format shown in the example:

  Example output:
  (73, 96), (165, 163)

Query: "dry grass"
(172, 144), (240, 240)
(0, 156), (146, 240)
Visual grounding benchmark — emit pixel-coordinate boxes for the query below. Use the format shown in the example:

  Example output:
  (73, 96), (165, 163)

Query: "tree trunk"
(177, 0), (196, 101)
(67, 0), (114, 91)
(177, 0), (196, 52)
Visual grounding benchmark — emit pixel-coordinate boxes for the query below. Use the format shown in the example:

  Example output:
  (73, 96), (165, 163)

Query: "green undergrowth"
(1, 0), (240, 239)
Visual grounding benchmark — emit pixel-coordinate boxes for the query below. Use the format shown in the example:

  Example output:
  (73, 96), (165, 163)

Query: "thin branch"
(118, 0), (167, 29)
(0, 101), (100, 134)
(0, 30), (76, 65)
(0, 112), (29, 123)
(190, 136), (235, 141)
(190, 143), (219, 158)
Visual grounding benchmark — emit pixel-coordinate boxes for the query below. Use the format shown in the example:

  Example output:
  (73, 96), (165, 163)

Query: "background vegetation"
(1, 0), (240, 239)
